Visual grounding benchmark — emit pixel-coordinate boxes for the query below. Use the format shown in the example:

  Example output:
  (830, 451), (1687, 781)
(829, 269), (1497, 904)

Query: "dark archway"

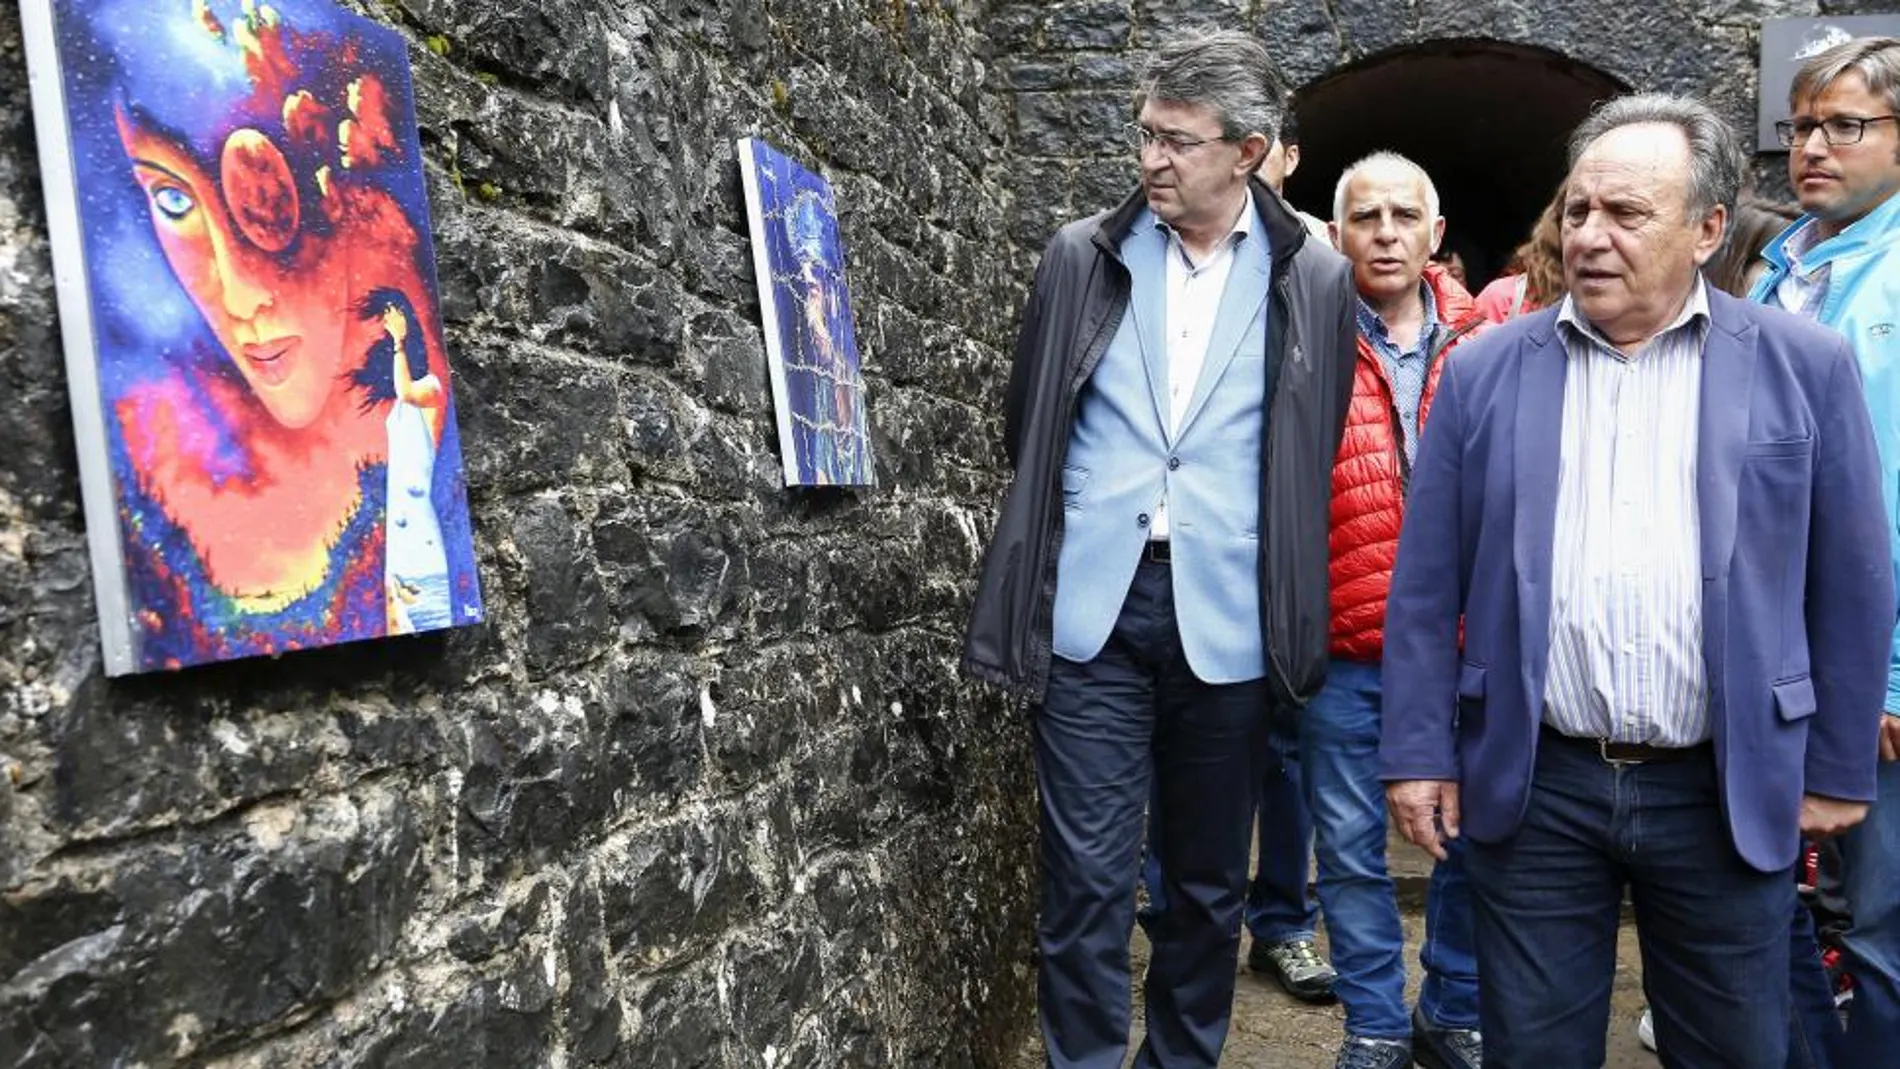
(1283, 40), (1627, 287)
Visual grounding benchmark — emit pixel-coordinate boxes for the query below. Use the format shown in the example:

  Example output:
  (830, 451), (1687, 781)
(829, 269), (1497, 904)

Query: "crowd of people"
(960, 27), (1900, 1069)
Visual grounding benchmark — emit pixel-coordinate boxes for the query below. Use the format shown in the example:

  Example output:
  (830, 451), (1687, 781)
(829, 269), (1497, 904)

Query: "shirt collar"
(1355, 279), (1442, 353)
(1556, 277), (1711, 357)
(1781, 217), (1829, 279)
(1155, 189), (1256, 268)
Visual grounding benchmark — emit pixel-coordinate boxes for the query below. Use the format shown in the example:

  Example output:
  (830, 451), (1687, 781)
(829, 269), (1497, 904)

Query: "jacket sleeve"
(1805, 338), (1896, 800)
(1002, 249), (1055, 470)
(1327, 262), (1357, 455)
(1379, 349), (1467, 783)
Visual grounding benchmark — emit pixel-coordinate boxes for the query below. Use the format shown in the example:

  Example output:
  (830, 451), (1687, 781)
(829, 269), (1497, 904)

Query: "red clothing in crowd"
(1328, 262), (1486, 659)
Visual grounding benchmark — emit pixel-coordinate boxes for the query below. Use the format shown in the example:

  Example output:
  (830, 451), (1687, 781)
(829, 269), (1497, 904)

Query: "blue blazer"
(1052, 205), (1273, 683)
(1379, 289), (1895, 872)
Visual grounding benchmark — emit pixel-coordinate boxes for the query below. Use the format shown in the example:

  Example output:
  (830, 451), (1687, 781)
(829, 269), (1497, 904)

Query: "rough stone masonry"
(0, 1), (1040, 1065)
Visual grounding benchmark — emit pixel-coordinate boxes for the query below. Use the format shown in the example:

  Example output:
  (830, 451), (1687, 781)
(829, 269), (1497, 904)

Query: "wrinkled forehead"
(1342, 165), (1431, 213)
(1569, 125), (1691, 197)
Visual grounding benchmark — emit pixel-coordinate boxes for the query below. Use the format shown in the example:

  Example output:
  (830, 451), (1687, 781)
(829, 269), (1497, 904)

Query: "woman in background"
(1706, 197), (1801, 297)
(1473, 191), (1564, 323)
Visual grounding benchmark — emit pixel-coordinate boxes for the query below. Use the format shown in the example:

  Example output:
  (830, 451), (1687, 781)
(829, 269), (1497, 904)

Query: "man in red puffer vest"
(1310, 152), (1487, 1069)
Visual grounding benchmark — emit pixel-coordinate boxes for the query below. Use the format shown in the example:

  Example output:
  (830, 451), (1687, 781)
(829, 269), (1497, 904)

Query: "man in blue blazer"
(963, 30), (1357, 1069)
(1379, 93), (1894, 1069)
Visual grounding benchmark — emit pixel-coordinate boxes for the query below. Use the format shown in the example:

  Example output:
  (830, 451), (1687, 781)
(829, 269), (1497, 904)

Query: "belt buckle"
(1596, 737), (1643, 766)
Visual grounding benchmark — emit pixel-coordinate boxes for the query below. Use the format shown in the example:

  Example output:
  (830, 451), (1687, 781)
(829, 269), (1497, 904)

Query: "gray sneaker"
(1334, 1036), (1411, 1069)
(1412, 1005), (1482, 1069)
(1248, 936), (1339, 1003)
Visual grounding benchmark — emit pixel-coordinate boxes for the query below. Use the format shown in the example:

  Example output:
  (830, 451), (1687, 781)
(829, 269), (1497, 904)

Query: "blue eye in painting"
(151, 186), (195, 221)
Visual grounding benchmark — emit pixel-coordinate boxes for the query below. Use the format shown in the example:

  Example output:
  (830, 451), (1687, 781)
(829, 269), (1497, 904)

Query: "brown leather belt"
(1142, 540), (1171, 564)
(1540, 725), (1708, 765)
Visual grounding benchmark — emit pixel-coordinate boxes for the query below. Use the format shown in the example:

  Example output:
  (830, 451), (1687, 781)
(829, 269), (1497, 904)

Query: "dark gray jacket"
(961, 180), (1357, 707)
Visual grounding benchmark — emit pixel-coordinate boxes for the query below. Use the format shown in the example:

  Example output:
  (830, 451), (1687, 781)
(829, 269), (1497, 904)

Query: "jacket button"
(1167, 457), (1181, 471)
(1137, 513), (1150, 527)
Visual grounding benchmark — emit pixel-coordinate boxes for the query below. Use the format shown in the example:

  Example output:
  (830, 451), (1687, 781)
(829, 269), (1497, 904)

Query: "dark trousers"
(1788, 900), (1846, 1069)
(1462, 734), (1794, 1069)
(1035, 561), (1266, 1069)
(1138, 701), (1316, 945)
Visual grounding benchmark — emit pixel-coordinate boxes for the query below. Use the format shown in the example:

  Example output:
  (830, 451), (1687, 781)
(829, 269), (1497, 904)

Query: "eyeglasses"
(1774, 114), (1900, 148)
(1123, 122), (1230, 156)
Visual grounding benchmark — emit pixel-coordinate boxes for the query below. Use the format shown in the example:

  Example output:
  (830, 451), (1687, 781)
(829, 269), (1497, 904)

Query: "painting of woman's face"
(117, 115), (353, 430)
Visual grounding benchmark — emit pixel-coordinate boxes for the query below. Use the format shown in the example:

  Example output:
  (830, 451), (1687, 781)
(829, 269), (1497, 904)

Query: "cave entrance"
(1282, 40), (1628, 289)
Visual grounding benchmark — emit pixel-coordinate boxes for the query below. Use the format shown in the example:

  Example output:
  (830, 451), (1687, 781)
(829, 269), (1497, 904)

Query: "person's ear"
(1691, 204), (1728, 266)
(1430, 217), (1447, 255)
(1283, 143), (1301, 179)
(1235, 132), (1271, 177)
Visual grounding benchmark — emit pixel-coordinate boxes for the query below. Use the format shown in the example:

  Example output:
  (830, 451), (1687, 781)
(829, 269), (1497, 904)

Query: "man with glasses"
(962, 28), (1356, 1069)
(1752, 36), (1900, 1069)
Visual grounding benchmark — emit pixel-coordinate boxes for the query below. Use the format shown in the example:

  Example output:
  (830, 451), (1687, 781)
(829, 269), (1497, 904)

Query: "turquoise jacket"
(1751, 191), (1900, 712)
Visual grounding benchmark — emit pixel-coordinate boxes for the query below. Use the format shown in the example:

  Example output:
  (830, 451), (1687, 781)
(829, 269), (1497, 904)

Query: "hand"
(1386, 780), (1460, 861)
(1880, 715), (1900, 763)
(1800, 794), (1870, 839)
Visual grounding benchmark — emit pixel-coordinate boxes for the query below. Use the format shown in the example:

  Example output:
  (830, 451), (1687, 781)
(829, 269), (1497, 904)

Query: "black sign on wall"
(1760, 16), (1900, 153)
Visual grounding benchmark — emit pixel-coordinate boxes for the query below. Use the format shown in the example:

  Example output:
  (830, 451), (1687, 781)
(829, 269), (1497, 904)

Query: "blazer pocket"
(1458, 661), (1488, 700)
(1745, 437), (1813, 461)
(1772, 674), (1817, 722)
(1061, 465), (1089, 509)
(1456, 661), (1488, 734)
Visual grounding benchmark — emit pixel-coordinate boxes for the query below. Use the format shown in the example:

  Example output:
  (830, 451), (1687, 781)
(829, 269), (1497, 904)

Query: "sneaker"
(1637, 1008), (1657, 1052)
(1249, 936), (1338, 1003)
(1334, 1036), (1411, 1069)
(1412, 1005), (1482, 1069)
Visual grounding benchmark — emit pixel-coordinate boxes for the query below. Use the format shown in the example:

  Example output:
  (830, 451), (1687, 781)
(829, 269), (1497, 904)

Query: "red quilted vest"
(1329, 263), (1484, 660)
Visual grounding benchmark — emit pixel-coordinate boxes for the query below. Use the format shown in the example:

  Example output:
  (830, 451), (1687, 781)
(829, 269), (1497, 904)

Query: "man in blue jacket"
(1751, 36), (1900, 1069)
(961, 29), (1357, 1069)
(1380, 92), (1894, 1068)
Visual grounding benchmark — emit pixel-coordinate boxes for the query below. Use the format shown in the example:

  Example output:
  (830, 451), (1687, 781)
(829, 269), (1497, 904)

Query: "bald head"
(1333, 152), (1439, 226)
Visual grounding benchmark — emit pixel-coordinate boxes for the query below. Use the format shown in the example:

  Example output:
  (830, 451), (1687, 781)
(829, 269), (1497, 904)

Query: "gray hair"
(1133, 30), (1286, 145)
(1566, 93), (1743, 227)
(1332, 151), (1441, 226)
(1791, 36), (1900, 115)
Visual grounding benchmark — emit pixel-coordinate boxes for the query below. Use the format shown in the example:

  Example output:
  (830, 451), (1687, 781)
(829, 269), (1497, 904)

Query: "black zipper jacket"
(961, 179), (1358, 707)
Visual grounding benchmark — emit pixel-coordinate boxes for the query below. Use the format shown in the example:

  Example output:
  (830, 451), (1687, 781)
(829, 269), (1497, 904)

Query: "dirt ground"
(1010, 829), (1658, 1068)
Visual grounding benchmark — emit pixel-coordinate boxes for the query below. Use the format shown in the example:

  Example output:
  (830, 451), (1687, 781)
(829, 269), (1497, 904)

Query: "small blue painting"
(737, 138), (875, 487)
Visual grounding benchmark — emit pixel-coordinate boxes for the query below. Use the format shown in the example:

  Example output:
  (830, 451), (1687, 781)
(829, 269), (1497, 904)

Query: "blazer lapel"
(1698, 296), (1757, 583)
(1514, 322), (1565, 712)
(1120, 221), (1174, 441)
(1176, 224), (1271, 437)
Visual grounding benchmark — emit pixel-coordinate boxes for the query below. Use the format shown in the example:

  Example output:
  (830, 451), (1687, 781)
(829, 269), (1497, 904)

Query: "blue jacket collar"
(1761, 189), (1900, 277)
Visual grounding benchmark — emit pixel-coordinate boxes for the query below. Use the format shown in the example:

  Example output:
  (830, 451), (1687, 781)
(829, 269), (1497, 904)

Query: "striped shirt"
(1544, 282), (1713, 746)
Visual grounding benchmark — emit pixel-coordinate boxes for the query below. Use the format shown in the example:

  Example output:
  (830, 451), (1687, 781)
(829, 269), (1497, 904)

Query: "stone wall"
(993, 0), (1900, 250)
(0, 2), (1039, 1066)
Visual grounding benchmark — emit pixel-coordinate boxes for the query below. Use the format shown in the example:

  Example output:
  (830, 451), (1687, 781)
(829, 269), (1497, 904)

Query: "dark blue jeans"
(1839, 758), (1900, 1069)
(1248, 702), (1320, 943)
(1306, 659), (1478, 1037)
(1464, 733), (1794, 1069)
(1139, 701), (1317, 944)
(1788, 899), (1846, 1069)
(1035, 562), (1267, 1069)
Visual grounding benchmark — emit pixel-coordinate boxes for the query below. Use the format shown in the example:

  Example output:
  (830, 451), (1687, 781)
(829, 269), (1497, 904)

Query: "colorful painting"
(737, 137), (875, 487)
(20, 0), (482, 675)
